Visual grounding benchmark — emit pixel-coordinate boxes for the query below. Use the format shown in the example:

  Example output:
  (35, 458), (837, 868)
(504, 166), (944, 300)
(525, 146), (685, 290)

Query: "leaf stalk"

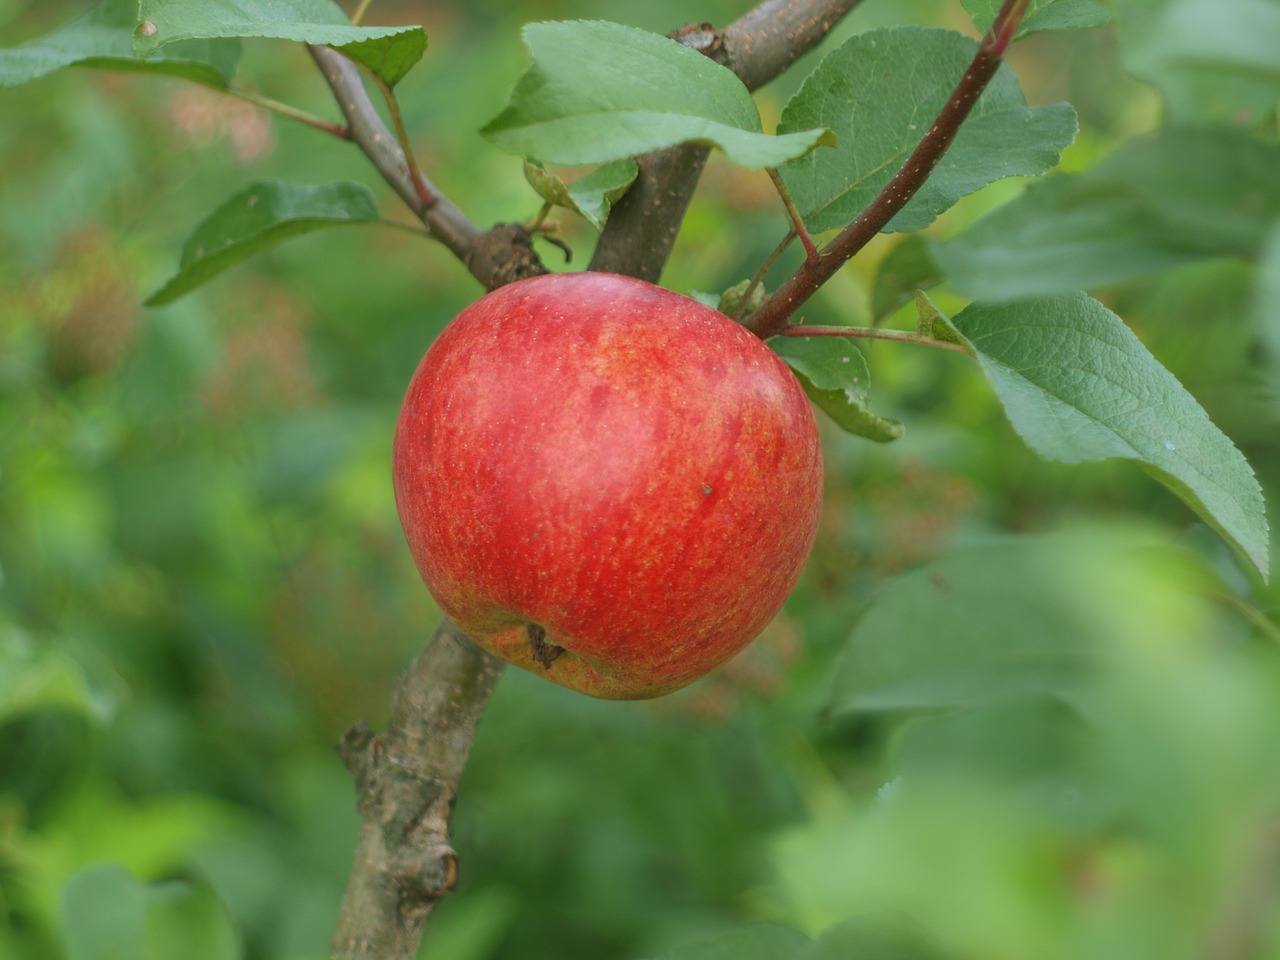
(777, 322), (972, 354)
(225, 86), (352, 139)
(362, 67), (437, 210)
(768, 168), (820, 264)
(350, 0), (376, 26)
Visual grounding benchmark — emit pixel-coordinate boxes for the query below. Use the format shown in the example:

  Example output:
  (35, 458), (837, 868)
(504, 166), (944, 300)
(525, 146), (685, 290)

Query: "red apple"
(393, 272), (823, 699)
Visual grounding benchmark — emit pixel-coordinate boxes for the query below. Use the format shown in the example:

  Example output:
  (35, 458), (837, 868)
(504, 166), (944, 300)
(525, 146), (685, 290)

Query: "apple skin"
(393, 272), (823, 699)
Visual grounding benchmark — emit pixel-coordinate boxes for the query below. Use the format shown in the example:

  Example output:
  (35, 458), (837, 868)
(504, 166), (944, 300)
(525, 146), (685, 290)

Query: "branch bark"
(308, 45), (546, 292)
(330, 619), (504, 960)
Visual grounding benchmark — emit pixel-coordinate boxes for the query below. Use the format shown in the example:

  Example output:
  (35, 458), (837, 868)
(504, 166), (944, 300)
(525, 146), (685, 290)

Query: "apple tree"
(1, 1), (1278, 959)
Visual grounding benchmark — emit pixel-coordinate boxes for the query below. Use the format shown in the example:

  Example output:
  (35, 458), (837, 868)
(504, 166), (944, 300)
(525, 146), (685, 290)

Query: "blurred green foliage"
(1, 2), (1278, 960)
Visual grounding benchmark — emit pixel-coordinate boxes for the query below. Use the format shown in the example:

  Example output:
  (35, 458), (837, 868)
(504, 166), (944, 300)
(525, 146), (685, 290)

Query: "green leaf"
(962, 0), (1115, 40)
(0, 624), (102, 723)
(523, 161), (574, 207)
(939, 294), (1269, 578)
(814, 917), (958, 960)
(776, 27), (1076, 233)
(872, 235), (943, 322)
(415, 886), (520, 960)
(1114, 0), (1280, 125)
(523, 158), (638, 230)
(646, 924), (814, 960)
(639, 920), (950, 960)
(913, 292), (971, 351)
(145, 880), (240, 960)
(338, 31), (429, 89)
(61, 865), (239, 960)
(717, 279), (767, 320)
(892, 700), (1092, 790)
(829, 538), (1090, 713)
(62, 865), (147, 960)
(773, 778), (1064, 952)
(481, 20), (834, 168)
(135, 0), (426, 87)
(770, 335), (904, 443)
(564, 160), (638, 229)
(827, 535), (1123, 714)
(146, 181), (381, 307)
(934, 129), (1280, 301)
(0, 0), (240, 89)
(1259, 221), (1280, 391)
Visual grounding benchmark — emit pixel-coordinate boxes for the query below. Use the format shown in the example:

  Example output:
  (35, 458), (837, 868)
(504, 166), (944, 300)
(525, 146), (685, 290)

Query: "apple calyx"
(526, 624), (564, 668)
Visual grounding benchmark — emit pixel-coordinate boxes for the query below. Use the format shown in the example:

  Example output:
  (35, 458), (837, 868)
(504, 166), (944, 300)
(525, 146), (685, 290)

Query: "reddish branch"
(742, 0), (1029, 338)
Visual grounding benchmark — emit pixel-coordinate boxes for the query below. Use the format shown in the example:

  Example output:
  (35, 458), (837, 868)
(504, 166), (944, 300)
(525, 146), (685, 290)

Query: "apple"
(393, 272), (823, 699)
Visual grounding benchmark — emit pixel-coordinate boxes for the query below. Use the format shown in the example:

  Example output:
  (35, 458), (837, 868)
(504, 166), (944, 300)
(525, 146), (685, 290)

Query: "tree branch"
(589, 0), (863, 281)
(330, 619), (504, 960)
(307, 45), (545, 291)
(742, 0), (1028, 338)
(325, 3), (865, 956)
(724, 0), (863, 91)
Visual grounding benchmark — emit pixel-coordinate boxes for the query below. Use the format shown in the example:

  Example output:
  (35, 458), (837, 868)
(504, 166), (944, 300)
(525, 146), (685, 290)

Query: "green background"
(1, 1), (1278, 959)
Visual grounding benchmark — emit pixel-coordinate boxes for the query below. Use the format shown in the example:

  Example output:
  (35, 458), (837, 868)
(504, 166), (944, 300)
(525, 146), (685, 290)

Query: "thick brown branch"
(588, 142), (713, 281)
(742, 1), (1027, 338)
(724, 0), (862, 92)
(330, 619), (504, 960)
(307, 45), (545, 291)
(589, 0), (862, 281)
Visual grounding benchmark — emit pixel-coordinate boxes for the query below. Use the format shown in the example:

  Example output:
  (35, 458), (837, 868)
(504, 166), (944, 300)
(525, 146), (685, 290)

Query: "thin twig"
(224, 86), (352, 138)
(374, 219), (434, 239)
(1208, 591), (1280, 647)
(777, 322), (972, 353)
(734, 229), (796, 319)
(364, 68), (436, 210)
(769, 168), (819, 263)
(742, 0), (1030, 338)
(350, 0), (375, 26)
